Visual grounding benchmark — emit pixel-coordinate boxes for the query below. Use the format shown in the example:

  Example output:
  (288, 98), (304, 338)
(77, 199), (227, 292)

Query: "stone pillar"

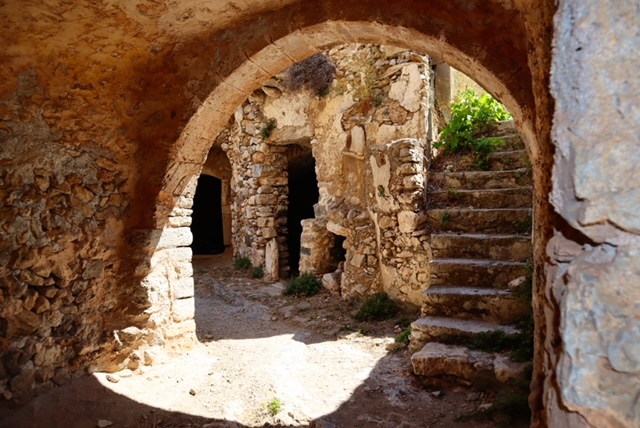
(368, 139), (432, 306)
(435, 63), (453, 122)
(299, 218), (334, 274)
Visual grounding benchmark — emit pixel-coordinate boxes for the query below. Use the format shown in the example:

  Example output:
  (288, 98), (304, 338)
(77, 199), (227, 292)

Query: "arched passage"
(3, 0), (638, 426)
(132, 3), (555, 426)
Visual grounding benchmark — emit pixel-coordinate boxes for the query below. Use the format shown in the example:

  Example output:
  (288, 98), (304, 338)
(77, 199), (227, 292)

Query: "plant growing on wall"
(434, 90), (512, 169)
(261, 118), (277, 139)
(284, 54), (337, 96)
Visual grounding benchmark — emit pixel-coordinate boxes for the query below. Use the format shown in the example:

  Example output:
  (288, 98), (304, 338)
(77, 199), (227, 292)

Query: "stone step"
(488, 150), (529, 171)
(411, 316), (519, 346)
(430, 169), (532, 190)
(426, 208), (532, 234)
(429, 187), (533, 209)
(411, 342), (526, 386)
(421, 286), (529, 324)
(430, 258), (527, 289)
(431, 233), (532, 261)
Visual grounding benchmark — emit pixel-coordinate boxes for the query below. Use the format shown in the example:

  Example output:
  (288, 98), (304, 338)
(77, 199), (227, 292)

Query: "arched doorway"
(190, 174), (225, 255)
(138, 4), (555, 426)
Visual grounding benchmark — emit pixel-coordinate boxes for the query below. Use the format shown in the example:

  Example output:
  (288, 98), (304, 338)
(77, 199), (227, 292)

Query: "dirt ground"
(0, 251), (526, 428)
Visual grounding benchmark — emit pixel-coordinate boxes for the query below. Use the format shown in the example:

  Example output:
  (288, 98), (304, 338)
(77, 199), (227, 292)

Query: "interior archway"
(139, 4), (554, 426)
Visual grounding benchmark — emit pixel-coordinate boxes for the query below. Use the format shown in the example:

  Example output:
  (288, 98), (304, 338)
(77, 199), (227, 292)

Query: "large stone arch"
(6, 1), (639, 427)
(140, 3), (555, 426)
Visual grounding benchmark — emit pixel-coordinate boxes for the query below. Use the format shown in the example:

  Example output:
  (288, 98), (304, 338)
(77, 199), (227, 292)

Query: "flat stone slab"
(421, 286), (528, 324)
(411, 342), (528, 386)
(426, 208), (532, 234)
(430, 258), (527, 289)
(430, 187), (533, 209)
(431, 169), (532, 190)
(411, 342), (494, 383)
(431, 233), (532, 261)
(411, 316), (519, 343)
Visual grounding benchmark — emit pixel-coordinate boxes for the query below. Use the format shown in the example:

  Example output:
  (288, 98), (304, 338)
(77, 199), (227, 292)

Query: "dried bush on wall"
(284, 54), (337, 96)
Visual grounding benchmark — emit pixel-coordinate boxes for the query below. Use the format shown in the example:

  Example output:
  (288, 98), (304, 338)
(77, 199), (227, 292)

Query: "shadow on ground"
(0, 253), (527, 428)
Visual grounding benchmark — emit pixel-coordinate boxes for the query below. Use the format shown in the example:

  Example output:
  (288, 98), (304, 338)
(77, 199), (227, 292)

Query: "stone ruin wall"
(211, 44), (436, 306)
(0, 72), (147, 403)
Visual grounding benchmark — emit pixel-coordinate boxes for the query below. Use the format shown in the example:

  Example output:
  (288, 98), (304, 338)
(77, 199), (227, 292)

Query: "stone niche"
(209, 44), (436, 305)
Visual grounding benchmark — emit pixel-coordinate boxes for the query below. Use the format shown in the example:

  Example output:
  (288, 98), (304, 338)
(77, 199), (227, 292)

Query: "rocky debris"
(105, 374), (120, 383)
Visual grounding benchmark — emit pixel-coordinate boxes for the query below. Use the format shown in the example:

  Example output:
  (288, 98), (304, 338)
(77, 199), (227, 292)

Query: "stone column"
(368, 139), (432, 306)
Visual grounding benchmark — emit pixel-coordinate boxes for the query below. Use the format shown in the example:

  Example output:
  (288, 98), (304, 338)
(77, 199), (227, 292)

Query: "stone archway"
(141, 6), (555, 426)
(8, 1), (639, 427)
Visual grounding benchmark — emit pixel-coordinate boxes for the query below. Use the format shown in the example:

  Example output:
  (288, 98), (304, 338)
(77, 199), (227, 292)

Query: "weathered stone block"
(156, 227), (193, 249)
(172, 277), (194, 300)
(172, 298), (195, 322)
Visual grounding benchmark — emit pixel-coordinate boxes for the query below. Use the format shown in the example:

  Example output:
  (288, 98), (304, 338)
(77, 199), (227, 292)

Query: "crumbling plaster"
(0, 1), (638, 426)
(214, 44), (433, 303)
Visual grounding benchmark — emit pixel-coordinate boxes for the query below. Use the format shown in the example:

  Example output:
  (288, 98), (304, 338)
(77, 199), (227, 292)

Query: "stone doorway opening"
(191, 175), (225, 255)
(287, 144), (320, 276)
(328, 233), (347, 271)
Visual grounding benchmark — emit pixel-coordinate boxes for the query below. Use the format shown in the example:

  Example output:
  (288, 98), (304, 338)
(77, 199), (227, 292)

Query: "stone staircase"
(410, 128), (533, 387)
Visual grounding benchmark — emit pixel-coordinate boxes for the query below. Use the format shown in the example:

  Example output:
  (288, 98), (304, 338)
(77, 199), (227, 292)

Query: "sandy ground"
(0, 251), (520, 428)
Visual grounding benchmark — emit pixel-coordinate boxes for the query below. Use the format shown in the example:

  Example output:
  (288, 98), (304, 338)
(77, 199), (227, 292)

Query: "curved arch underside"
(160, 0), (535, 203)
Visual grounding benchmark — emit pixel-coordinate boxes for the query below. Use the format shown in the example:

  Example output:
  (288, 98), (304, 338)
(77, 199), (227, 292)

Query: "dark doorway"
(191, 175), (225, 255)
(329, 234), (347, 271)
(287, 145), (319, 275)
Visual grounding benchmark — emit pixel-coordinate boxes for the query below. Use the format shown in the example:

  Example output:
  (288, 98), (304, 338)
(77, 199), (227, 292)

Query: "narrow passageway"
(0, 251), (527, 428)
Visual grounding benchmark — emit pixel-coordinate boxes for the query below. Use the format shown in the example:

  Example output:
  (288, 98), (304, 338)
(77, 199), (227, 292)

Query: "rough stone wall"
(0, 71), (139, 403)
(541, 1), (640, 426)
(2, 2), (638, 425)
(368, 139), (431, 304)
(220, 105), (289, 279)
(212, 44), (434, 304)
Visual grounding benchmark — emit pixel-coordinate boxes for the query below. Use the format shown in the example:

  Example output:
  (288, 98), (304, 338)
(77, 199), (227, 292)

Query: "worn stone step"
(411, 342), (495, 385)
(421, 286), (529, 324)
(431, 233), (532, 261)
(430, 169), (532, 190)
(411, 342), (526, 386)
(426, 208), (532, 234)
(488, 150), (529, 171)
(430, 187), (533, 209)
(410, 316), (519, 346)
(430, 258), (527, 288)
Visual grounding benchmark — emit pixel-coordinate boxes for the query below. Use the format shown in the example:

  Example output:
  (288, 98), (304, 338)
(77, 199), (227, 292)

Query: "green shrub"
(396, 326), (412, 345)
(435, 90), (511, 162)
(284, 273), (322, 297)
(355, 292), (400, 321)
(261, 118), (277, 139)
(233, 256), (252, 270)
(266, 398), (283, 416)
(251, 266), (265, 279)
